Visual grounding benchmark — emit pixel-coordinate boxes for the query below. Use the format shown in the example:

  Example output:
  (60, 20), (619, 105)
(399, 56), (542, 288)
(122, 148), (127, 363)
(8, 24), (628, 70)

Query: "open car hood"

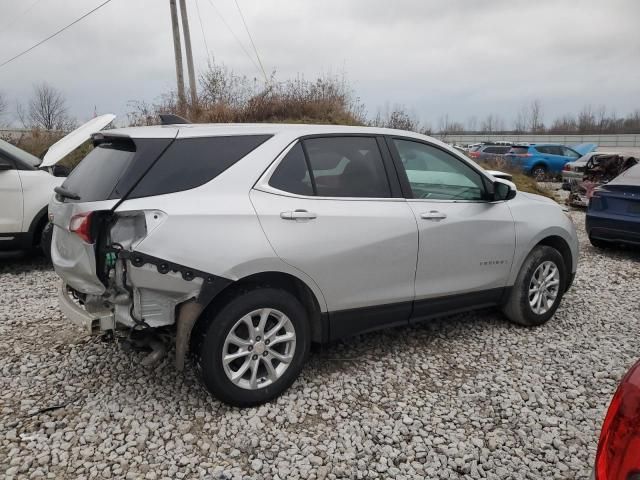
(571, 143), (598, 156)
(40, 114), (115, 167)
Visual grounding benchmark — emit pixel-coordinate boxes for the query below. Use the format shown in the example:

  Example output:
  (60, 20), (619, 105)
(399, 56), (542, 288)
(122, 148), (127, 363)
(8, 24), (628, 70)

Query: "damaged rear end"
(49, 131), (215, 368)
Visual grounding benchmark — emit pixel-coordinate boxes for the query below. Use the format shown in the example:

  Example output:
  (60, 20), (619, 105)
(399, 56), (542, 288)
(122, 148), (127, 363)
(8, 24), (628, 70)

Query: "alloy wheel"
(222, 308), (296, 390)
(528, 261), (560, 315)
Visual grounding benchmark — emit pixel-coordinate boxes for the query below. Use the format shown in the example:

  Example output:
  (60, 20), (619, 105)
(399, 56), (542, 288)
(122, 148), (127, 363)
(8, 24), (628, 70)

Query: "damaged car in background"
(50, 124), (578, 407)
(586, 161), (640, 248)
(566, 152), (638, 208)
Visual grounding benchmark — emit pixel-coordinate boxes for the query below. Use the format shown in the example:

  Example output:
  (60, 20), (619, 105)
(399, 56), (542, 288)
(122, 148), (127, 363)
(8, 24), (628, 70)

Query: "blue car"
(504, 143), (597, 177)
(586, 162), (640, 248)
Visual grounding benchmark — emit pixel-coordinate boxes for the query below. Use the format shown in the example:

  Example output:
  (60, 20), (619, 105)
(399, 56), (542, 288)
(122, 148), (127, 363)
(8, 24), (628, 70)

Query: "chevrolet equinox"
(49, 124), (578, 407)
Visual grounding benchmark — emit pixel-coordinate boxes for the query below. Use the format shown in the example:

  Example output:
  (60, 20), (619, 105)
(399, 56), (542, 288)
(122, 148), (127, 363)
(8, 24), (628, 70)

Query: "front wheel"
(199, 287), (310, 407)
(40, 221), (53, 262)
(502, 245), (567, 326)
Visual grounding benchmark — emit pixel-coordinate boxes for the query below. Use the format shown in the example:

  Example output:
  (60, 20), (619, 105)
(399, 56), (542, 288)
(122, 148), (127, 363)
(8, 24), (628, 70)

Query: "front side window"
(393, 139), (486, 201)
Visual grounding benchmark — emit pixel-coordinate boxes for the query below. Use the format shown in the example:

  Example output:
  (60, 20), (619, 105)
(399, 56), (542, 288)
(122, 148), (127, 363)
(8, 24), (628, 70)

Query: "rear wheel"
(199, 287), (310, 407)
(503, 245), (566, 326)
(531, 164), (547, 180)
(589, 235), (611, 249)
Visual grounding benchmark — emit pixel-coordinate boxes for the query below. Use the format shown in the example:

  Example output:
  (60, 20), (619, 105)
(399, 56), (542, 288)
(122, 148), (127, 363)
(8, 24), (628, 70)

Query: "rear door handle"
(420, 210), (447, 220)
(280, 209), (317, 220)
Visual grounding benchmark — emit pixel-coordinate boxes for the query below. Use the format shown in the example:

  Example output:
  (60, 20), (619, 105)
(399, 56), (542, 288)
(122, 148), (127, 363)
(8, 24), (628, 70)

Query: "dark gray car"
(468, 144), (512, 161)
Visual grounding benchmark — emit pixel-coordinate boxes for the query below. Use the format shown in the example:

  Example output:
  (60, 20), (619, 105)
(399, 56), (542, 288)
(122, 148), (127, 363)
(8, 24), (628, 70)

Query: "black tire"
(199, 287), (310, 407)
(502, 245), (566, 326)
(589, 235), (610, 249)
(40, 221), (53, 262)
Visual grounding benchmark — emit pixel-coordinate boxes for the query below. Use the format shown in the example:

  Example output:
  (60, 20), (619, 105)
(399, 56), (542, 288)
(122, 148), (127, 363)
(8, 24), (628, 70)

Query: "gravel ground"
(1, 210), (639, 480)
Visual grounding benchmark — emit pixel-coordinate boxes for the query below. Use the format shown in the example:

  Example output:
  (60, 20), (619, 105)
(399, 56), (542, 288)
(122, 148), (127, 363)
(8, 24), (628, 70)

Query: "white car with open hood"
(49, 123), (579, 407)
(0, 114), (114, 254)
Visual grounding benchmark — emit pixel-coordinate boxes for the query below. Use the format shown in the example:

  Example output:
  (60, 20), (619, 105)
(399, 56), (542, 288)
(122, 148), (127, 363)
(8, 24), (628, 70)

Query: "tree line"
(1, 69), (639, 136)
(437, 100), (640, 135)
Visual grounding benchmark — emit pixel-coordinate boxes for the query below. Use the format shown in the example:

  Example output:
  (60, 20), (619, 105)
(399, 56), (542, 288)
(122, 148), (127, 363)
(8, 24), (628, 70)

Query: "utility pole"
(179, 0), (198, 108)
(169, 0), (186, 113)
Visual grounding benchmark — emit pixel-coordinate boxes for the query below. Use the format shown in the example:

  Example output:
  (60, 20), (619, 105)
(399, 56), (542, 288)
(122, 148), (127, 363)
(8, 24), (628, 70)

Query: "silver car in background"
(49, 124), (578, 406)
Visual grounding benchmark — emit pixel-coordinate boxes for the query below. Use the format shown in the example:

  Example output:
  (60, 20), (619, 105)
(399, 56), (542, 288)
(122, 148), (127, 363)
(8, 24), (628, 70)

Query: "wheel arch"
(533, 235), (573, 291)
(193, 270), (327, 352)
(27, 205), (49, 247)
(530, 161), (548, 174)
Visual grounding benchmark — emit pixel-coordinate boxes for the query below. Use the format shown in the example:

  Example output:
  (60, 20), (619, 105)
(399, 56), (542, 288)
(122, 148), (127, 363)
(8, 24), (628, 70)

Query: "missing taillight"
(69, 212), (94, 244)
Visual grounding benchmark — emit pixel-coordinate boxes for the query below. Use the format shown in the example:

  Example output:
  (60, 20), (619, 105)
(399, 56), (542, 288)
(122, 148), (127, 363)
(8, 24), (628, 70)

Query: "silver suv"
(50, 124), (578, 406)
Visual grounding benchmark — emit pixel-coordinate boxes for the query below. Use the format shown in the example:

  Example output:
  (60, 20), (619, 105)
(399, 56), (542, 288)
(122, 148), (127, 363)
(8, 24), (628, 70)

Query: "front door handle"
(280, 209), (317, 220)
(420, 210), (447, 221)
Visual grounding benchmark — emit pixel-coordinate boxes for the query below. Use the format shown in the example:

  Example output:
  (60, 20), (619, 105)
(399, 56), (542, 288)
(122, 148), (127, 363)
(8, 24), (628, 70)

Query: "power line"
(194, 0), (211, 60)
(0, 0), (44, 36)
(232, 0), (268, 83)
(0, 0), (114, 70)
(203, 0), (262, 76)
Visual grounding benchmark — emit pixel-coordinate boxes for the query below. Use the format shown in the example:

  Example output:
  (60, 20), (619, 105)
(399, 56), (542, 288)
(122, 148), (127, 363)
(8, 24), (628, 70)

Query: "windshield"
(0, 139), (41, 167)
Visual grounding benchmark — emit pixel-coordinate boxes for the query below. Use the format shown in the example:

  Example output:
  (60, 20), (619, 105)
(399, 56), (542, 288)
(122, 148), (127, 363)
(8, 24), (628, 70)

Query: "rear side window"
(483, 146), (507, 154)
(268, 137), (392, 198)
(269, 143), (313, 196)
(509, 147), (530, 155)
(304, 137), (391, 198)
(129, 135), (271, 199)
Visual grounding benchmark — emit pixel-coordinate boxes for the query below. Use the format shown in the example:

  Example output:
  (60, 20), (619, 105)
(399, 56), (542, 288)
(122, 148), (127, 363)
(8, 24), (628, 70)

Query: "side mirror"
(494, 181), (516, 201)
(0, 158), (13, 171)
(52, 164), (71, 177)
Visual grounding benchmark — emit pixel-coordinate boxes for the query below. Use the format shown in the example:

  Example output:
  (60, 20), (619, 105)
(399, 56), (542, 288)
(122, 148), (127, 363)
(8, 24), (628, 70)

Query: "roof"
(103, 123), (422, 140)
(608, 162), (640, 185)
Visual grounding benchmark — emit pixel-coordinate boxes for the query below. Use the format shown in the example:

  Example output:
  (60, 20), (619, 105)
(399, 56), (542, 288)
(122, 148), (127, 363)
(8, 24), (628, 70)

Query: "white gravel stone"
(0, 210), (636, 479)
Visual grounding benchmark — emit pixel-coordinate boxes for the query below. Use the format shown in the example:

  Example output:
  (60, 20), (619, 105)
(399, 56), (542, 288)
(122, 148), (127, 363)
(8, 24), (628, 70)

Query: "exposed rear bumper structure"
(58, 282), (114, 335)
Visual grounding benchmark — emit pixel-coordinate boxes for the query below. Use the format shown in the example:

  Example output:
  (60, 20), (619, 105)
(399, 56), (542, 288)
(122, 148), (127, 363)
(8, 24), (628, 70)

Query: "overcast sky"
(0, 0), (639, 129)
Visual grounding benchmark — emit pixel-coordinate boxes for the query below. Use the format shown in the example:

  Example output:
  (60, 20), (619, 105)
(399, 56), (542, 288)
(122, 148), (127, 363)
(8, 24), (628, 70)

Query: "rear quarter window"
(129, 135), (271, 198)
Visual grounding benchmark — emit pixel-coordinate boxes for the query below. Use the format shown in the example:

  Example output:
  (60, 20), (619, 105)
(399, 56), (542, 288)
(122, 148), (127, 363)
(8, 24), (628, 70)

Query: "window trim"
(256, 134), (405, 201)
(384, 135), (496, 203)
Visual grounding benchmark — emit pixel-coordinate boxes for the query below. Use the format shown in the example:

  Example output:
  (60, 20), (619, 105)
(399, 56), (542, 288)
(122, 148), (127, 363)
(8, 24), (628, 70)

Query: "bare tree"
(528, 99), (544, 132)
(22, 83), (74, 130)
(513, 100), (544, 133)
(466, 115), (477, 132)
(481, 114), (504, 133)
(595, 105), (607, 133)
(513, 105), (528, 132)
(577, 105), (595, 133)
